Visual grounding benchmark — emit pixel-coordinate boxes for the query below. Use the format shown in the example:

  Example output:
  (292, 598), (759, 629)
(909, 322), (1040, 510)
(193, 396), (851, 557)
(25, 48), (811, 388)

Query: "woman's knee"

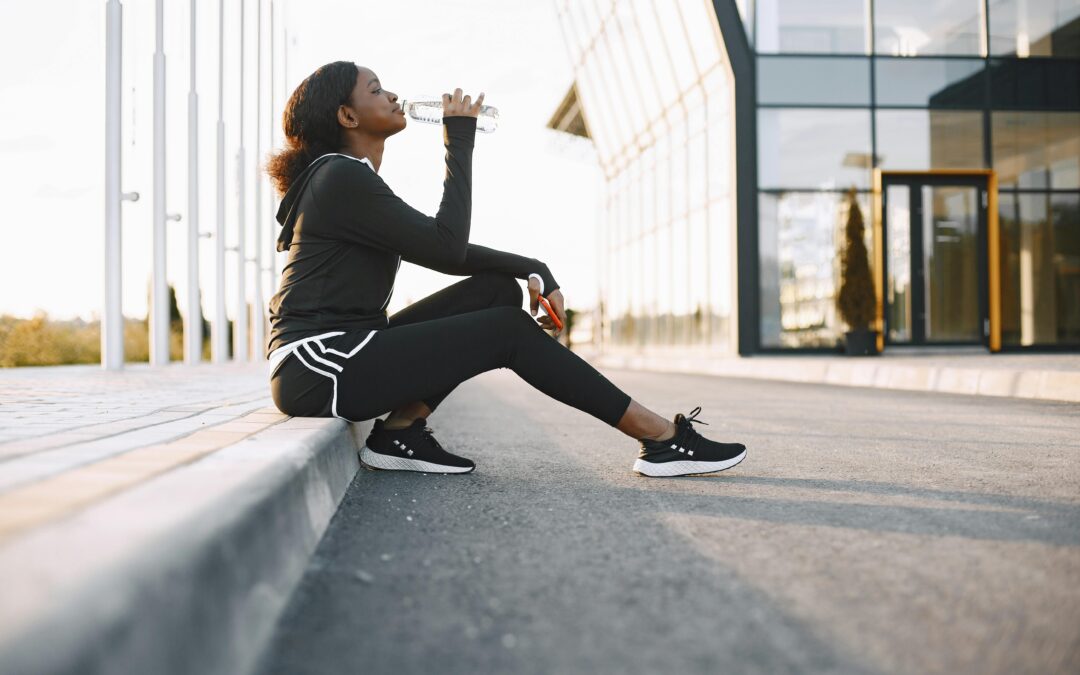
(472, 271), (523, 308)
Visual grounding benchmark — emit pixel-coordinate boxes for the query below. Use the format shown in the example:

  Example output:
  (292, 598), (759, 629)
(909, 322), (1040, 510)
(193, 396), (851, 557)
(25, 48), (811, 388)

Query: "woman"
(265, 61), (747, 477)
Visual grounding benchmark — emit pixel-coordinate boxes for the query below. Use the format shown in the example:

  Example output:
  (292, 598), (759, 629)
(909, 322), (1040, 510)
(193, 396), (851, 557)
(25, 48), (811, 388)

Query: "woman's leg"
(351, 271), (675, 441)
(382, 272), (523, 427)
(326, 305), (633, 428)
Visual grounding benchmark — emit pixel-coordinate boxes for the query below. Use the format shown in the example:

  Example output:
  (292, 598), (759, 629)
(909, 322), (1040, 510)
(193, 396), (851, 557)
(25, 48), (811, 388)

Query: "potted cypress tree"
(836, 189), (879, 355)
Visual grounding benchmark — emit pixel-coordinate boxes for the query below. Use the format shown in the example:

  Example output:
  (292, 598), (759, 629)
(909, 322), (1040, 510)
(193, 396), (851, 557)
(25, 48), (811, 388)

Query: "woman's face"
(341, 66), (406, 136)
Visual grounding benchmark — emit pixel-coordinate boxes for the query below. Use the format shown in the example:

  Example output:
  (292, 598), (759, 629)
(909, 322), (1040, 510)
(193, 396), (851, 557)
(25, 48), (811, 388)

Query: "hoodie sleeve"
(310, 116), (476, 266)
(406, 243), (561, 297)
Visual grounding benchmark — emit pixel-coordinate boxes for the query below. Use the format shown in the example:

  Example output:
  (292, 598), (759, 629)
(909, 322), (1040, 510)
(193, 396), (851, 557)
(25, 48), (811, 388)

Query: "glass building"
(551, 0), (1080, 354)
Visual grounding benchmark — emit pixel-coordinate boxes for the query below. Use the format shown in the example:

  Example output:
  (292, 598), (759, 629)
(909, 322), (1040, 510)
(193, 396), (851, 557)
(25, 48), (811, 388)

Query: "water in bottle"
(400, 95), (499, 133)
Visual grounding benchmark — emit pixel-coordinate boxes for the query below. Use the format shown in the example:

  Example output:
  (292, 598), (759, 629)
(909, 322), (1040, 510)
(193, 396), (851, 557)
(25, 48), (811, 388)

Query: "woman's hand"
(442, 88), (485, 118)
(528, 277), (566, 338)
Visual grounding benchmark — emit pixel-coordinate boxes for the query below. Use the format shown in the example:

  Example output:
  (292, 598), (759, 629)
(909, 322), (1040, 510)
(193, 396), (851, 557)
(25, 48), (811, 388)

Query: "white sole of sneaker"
(632, 449), (747, 477)
(359, 445), (474, 474)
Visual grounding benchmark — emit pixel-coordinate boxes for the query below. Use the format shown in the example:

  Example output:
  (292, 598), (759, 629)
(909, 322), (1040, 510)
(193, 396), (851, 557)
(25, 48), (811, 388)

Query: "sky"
(0, 0), (601, 323)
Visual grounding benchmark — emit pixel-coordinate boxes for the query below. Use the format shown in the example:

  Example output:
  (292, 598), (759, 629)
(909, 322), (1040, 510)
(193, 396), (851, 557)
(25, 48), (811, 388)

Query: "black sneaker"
(633, 406), (746, 477)
(360, 418), (475, 474)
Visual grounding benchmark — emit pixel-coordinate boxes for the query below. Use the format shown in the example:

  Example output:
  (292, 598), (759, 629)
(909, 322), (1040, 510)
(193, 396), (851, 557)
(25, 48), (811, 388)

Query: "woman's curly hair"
(266, 61), (359, 197)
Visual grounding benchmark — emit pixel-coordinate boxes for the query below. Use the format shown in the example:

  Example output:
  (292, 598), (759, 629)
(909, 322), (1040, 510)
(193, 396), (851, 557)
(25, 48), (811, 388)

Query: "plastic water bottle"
(400, 95), (500, 133)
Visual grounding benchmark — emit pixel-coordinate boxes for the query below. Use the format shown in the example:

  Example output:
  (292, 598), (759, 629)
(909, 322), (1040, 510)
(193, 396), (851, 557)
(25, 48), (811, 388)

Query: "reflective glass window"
(614, 4), (662, 126)
(671, 125), (689, 218)
(876, 110), (986, 170)
(757, 108), (872, 189)
(756, 0), (868, 54)
(679, 0), (724, 72)
(653, 1), (699, 89)
(686, 84), (707, 135)
(689, 131), (708, 212)
(988, 0), (1080, 57)
(672, 216), (691, 320)
(759, 191), (870, 347)
(999, 192), (1080, 345)
(758, 56), (870, 105)
(688, 210), (710, 344)
(992, 111), (1080, 188)
(655, 225), (673, 343)
(708, 197), (735, 347)
(629, 0), (681, 104)
(988, 58), (1080, 110)
(597, 29), (646, 137)
(874, 0), (987, 56)
(580, 0), (605, 40)
(874, 58), (986, 107)
(590, 47), (633, 153)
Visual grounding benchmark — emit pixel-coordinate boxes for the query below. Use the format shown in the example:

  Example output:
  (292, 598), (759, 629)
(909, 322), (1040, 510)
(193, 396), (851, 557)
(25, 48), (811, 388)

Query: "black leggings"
(270, 271), (633, 426)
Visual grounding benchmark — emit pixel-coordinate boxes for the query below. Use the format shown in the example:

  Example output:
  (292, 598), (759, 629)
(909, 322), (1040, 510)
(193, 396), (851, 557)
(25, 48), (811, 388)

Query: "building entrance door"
(881, 174), (990, 347)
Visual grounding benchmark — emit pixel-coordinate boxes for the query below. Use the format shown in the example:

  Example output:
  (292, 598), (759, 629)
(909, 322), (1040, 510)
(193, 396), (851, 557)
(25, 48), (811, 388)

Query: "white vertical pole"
(252, 0), (265, 361)
(151, 0), (170, 365)
(104, 0), (125, 371)
(214, 0), (228, 362)
(235, 0), (249, 361)
(185, 0), (202, 365)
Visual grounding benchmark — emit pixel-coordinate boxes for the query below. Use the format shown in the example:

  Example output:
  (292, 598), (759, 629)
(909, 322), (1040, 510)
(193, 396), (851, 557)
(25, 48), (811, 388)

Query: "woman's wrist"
(442, 116), (477, 145)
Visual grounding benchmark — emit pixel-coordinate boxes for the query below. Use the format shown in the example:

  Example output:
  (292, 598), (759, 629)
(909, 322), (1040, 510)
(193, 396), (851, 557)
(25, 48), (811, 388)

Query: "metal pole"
(252, 0), (265, 361)
(185, 0), (202, 365)
(151, 0), (169, 365)
(104, 0), (125, 371)
(235, 0), (249, 361)
(214, 0), (228, 362)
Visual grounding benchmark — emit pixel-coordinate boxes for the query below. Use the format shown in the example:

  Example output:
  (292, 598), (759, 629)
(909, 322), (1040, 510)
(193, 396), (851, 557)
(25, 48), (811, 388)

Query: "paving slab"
(0, 362), (369, 675)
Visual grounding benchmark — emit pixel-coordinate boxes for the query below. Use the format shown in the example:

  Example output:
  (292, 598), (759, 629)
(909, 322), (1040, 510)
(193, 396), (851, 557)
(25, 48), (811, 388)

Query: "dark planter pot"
(844, 328), (879, 356)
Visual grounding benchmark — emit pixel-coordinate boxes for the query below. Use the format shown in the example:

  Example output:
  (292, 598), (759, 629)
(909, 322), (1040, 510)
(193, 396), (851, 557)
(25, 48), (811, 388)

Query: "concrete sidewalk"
(0, 363), (367, 675)
(589, 346), (1080, 403)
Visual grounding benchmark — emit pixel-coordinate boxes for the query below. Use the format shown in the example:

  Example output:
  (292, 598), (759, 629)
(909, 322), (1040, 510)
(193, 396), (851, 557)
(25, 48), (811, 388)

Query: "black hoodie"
(265, 115), (560, 359)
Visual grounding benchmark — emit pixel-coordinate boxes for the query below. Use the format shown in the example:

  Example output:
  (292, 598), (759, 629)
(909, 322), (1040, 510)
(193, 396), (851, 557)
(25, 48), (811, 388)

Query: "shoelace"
(680, 406), (710, 427)
(674, 406), (709, 455)
(420, 425), (446, 453)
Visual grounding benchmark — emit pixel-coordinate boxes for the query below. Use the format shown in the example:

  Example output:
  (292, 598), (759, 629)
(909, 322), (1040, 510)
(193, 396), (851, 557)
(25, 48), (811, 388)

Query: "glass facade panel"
(689, 131), (708, 212)
(757, 56), (871, 105)
(988, 58), (1080, 110)
(885, 185), (913, 342)
(922, 185), (982, 342)
(561, 0), (734, 352)
(874, 58), (986, 107)
(671, 126), (689, 218)
(988, 0), (1080, 57)
(681, 0), (724, 71)
(629, 0), (682, 104)
(999, 192), (1080, 345)
(614, 4), (661, 124)
(758, 108), (872, 188)
(992, 111), (1080, 189)
(874, 0), (987, 56)
(655, 3), (699, 90)
(759, 191), (869, 347)
(756, 0), (868, 54)
(876, 110), (985, 170)
(688, 209), (710, 344)
(598, 28), (646, 138)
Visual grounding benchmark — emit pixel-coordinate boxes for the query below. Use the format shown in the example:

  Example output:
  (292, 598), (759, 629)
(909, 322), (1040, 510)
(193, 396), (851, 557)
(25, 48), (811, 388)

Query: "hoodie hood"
(275, 153), (375, 252)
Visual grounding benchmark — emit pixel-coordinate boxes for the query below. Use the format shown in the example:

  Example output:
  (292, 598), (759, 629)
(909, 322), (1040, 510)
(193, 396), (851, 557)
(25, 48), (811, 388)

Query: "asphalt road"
(256, 367), (1080, 675)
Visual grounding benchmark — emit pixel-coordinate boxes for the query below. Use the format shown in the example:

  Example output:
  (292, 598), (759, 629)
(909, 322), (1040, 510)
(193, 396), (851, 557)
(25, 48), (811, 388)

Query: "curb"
(593, 352), (1080, 404)
(0, 416), (369, 675)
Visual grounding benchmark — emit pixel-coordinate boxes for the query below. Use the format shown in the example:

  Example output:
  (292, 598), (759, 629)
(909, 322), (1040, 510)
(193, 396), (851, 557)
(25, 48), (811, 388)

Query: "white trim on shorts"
(268, 329), (378, 421)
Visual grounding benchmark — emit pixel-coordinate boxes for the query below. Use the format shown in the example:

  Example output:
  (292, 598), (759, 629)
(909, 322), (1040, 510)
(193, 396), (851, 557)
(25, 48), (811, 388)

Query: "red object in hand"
(537, 295), (564, 331)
